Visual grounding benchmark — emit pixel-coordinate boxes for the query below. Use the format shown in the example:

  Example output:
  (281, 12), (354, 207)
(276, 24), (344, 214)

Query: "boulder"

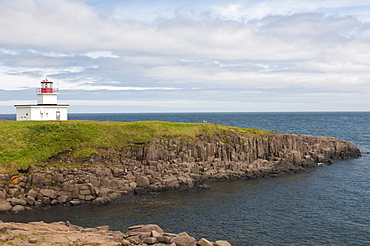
(40, 189), (58, 199)
(79, 185), (92, 195)
(84, 195), (94, 201)
(197, 238), (213, 246)
(28, 238), (38, 244)
(52, 173), (64, 183)
(69, 200), (81, 205)
(42, 197), (51, 205)
(11, 205), (25, 213)
(136, 176), (150, 187)
(25, 196), (36, 205)
(10, 198), (27, 206)
(7, 188), (20, 197)
(157, 236), (173, 244)
(178, 232), (190, 237)
(98, 187), (110, 197)
(171, 235), (196, 246)
(0, 226), (7, 233)
(112, 168), (125, 177)
(142, 237), (158, 244)
(92, 197), (110, 205)
(57, 195), (69, 203)
(129, 182), (137, 189)
(0, 201), (12, 212)
(6, 233), (14, 241)
(127, 224), (164, 234)
(0, 235), (8, 243)
(214, 240), (232, 246)
(151, 230), (162, 237)
(0, 191), (5, 200)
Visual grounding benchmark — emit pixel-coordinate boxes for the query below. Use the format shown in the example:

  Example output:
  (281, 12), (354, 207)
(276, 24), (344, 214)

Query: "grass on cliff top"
(0, 120), (272, 174)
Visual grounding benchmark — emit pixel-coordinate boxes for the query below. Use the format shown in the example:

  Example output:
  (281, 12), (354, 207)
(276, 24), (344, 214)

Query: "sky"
(0, 0), (370, 113)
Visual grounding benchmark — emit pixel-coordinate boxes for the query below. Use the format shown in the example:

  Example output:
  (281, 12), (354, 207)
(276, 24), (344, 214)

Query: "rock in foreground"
(0, 220), (231, 246)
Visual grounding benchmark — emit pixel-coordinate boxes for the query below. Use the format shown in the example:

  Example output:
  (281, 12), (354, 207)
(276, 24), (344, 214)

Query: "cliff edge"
(0, 120), (361, 212)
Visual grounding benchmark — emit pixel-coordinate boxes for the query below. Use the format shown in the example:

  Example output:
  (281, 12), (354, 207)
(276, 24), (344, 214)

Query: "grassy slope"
(0, 120), (272, 174)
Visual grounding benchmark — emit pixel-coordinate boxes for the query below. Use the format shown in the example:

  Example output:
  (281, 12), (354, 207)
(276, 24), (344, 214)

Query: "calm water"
(1, 112), (370, 245)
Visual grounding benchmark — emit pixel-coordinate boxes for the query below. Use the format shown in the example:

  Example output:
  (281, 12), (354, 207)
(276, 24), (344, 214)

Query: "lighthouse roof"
(41, 79), (53, 83)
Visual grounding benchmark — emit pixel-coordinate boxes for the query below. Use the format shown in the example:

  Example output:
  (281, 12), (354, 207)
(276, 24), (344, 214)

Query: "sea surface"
(1, 112), (369, 245)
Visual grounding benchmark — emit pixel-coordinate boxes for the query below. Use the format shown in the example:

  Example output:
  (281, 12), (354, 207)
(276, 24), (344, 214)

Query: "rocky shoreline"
(0, 220), (230, 246)
(0, 132), (361, 213)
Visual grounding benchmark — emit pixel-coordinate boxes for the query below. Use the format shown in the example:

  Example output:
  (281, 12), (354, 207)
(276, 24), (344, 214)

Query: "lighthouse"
(14, 78), (69, 121)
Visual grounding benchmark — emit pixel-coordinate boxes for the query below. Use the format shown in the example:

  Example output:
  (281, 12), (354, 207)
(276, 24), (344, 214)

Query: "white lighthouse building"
(14, 78), (69, 121)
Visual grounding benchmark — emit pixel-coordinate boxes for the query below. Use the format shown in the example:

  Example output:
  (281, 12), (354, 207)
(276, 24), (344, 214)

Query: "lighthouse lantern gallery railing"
(36, 88), (59, 93)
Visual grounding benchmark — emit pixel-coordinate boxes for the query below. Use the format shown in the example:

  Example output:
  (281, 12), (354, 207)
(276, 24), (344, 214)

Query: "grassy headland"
(0, 120), (272, 175)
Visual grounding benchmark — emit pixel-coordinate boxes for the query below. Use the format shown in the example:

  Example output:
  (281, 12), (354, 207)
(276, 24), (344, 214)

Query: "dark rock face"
(0, 132), (361, 212)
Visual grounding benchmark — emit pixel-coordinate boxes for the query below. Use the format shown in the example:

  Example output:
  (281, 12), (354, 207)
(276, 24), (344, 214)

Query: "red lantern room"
(37, 78), (58, 94)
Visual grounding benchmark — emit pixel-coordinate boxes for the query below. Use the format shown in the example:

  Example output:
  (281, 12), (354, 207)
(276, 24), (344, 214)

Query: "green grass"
(0, 120), (272, 174)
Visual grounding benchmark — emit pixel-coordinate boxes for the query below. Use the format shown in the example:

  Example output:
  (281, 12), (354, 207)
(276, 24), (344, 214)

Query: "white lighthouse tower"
(14, 78), (69, 121)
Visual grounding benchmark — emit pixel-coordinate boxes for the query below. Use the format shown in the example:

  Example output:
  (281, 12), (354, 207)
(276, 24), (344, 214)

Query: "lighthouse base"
(14, 104), (69, 121)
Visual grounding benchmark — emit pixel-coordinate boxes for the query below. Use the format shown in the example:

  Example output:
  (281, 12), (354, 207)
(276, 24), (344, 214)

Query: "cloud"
(0, 0), (370, 113)
(84, 51), (119, 59)
(210, 1), (370, 22)
(0, 48), (17, 55)
(27, 49), (74, 58)
(63, 85), (181, 91)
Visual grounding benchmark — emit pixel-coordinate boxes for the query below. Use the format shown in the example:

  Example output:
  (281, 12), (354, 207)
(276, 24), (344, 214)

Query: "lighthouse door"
(56, 111), (60, 120)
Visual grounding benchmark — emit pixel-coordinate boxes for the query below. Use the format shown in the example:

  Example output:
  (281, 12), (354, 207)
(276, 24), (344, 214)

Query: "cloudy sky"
(0, 0), (369, 113)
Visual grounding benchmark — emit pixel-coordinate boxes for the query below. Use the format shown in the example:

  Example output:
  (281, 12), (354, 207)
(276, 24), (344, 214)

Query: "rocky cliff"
(0, 131), (361, 213)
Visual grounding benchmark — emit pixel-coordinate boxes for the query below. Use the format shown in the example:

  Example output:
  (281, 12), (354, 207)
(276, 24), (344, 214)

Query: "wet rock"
(93, 196), (110, 205)
(69, 200), (81, 205)
(0, 201), (12, 212)
(11, 205), (25, 213)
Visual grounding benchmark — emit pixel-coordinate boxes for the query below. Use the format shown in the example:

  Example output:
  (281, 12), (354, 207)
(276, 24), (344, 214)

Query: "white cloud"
(0, 0), (370, 113)
(84, 51), (119, 59)
(27, 49), (74, 58)
(63, 85), (180, 91)
(211, 1), (370, 22)
(0, 48), (17, 55)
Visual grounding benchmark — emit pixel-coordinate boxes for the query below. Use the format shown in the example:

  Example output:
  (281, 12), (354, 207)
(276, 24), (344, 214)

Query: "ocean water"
(1, 112), (370, 245)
